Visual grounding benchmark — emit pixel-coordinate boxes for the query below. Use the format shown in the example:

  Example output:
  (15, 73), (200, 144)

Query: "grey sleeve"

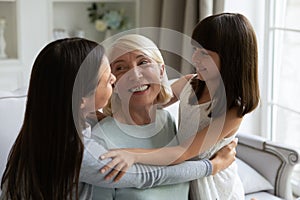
(80, 137), (212, 189)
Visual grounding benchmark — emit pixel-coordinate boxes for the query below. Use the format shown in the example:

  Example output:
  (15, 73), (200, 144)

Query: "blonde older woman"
(91, 34), (189, 200)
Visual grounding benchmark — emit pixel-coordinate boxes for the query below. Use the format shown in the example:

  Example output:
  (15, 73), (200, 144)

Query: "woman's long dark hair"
(1, 38), (105, 199)
(190, 13), (260, 117)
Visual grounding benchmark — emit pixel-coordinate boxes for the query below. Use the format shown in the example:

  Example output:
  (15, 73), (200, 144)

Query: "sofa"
(0, 86), (299, 199)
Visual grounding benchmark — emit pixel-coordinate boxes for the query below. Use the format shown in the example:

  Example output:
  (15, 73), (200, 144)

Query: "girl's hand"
(100, 149), (136, 182)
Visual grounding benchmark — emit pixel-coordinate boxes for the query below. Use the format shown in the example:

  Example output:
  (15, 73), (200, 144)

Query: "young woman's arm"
(80, 136), (237, 187)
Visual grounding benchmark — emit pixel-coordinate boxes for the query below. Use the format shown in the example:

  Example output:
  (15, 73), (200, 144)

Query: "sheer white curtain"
(139, 0), (225, 75)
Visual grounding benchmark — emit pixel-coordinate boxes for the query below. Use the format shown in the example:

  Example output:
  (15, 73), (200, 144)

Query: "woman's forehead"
(111, 50), (150, 62)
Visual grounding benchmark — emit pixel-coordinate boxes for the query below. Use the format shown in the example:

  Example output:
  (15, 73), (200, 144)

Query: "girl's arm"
(80, 136), (237, 187)
(172, 108), (242, 163)
(100, 108), (241, 177)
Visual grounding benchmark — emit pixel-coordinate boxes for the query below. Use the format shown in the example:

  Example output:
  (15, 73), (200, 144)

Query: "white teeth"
(129, 85), (149, 92)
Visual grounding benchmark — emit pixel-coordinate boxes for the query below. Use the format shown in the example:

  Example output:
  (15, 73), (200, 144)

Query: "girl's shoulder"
(171, 74), (196, 97)
(185, 73), (196, 80)
(180, 74), (197, 84)
(173, 74), (196, 85)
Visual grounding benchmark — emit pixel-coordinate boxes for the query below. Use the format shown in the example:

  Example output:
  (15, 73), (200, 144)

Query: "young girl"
(0, 38), (237, 200)
(101, 13), (260, 200)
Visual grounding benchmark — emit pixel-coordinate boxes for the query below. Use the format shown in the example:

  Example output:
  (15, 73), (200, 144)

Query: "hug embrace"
(0, 13), (258, 200)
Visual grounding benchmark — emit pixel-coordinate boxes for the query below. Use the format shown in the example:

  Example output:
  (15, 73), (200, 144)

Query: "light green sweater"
(91, 109), (189, 200)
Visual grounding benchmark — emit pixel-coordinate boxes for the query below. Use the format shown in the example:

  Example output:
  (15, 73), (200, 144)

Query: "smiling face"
(110, 50), (163, 108)
(192, 47), (221, 81)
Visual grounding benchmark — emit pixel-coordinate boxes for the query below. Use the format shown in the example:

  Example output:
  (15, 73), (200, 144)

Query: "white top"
(178, 77), (245, 200)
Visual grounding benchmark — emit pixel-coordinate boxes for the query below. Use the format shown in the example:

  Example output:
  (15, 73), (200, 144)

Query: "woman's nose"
(192, 51), (202, 66)
(128, 66), (143, 81)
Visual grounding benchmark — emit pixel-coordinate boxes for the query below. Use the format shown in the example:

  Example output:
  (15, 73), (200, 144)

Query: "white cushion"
(237, 158), (274, 194)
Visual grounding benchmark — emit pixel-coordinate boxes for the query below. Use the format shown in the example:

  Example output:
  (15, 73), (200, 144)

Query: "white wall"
(224, 0), (265, 136)
(19, 0), (50, 88)
(0, 0), (49, 91)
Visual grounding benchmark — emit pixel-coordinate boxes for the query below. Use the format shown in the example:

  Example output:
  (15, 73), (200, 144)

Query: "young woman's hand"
(210, 138), (238, 175)
(100, 149), (136, 182)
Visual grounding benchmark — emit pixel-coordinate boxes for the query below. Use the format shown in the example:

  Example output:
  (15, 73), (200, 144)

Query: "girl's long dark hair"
(1, 38), (104, 199)
(190, 13), (260, 117)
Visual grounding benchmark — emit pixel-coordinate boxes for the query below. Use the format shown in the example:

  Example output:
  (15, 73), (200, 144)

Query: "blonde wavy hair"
(103, 34), (173, 116)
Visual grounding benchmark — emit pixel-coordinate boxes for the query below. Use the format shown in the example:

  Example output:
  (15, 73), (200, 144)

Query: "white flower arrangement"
(88, 3), (130, 32)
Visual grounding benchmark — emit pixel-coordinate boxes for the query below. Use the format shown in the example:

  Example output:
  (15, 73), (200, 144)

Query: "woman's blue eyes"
(138, 60), (150, 65)
(115, 60), (150, 70)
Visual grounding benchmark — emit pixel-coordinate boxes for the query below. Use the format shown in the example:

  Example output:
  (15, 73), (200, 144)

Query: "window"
(264, 0), (300, 147)
(264, 0), (300, 196)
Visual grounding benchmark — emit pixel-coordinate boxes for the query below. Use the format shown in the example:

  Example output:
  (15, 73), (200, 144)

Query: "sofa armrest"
(236, 132), (300, 199)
